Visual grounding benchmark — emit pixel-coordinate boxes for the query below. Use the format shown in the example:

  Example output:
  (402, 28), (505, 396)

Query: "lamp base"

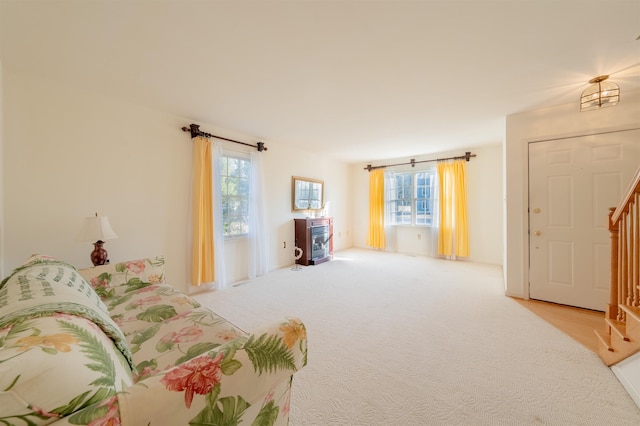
(91, 240), (109, 266)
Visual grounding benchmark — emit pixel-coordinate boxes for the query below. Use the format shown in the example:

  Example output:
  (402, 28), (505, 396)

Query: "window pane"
(222, 198), (229, 216)
(239, 159), (250, 178)
(228, 157), (240, 176)
(220, 157), (228, 176)
(416, 199), (432, 225)
(397, 199), (411, 224)
(240, 198), (248, 216)
(399, 175), (410, 198)
(220, 176), (229, 196)
(226, 177), (239, 195)
(238, 177), (249, 196)
(220, 155), (251, 237)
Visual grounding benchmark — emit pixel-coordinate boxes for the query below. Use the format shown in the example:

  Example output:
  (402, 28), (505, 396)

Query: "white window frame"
(386, 168), (435, 227)
(220, 152), (251, 238)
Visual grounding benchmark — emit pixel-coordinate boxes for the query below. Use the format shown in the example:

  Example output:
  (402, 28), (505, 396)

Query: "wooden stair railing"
(595, 167), (640, 366)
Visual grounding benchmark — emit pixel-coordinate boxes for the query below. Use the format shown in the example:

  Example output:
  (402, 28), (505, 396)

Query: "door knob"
(534, 230), (541, 236)
(533, 208), (541, 214)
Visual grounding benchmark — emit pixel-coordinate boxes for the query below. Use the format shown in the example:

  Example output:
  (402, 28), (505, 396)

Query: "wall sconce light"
(76, 213), (118, 266)
(580, 75), (620, 111)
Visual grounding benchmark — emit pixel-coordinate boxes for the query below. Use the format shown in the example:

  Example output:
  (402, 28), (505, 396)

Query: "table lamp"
(76, 213), (118, 266)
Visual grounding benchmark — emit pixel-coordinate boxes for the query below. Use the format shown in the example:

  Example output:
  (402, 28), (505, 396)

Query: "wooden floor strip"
(511, 297), (605, 354)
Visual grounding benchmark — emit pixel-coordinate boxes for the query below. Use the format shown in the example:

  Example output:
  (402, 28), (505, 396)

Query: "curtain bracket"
(189, 123), (200, 139)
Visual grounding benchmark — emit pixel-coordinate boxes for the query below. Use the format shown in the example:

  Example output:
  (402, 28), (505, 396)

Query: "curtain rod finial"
(257, 142), (267, 152)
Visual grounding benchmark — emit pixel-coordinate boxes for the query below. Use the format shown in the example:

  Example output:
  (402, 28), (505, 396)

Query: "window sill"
(224, 234), (248, 241)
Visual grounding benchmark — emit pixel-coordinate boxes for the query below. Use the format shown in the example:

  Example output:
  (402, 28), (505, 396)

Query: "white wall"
(352, 143), (504, 266)
(2, 68), (352, 292)
(504, 90), (640, 298)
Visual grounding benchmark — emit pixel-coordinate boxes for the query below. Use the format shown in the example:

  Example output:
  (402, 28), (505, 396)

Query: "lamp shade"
(580, 75), (620, 111)
(76, 215), (118, 242)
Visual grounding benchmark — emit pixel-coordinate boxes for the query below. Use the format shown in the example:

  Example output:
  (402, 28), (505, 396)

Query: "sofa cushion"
(0, 255), (134, 371)
(79, 256), (166, 300)
(1, 254), (109, 314)
(0, 314), (133, 425)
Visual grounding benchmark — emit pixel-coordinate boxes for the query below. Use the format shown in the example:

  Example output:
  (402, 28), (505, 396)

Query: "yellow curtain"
(366, 169), (386, 249)
(437, 161), (453, 256)
(453, 160), (469, 257)
(437, 160), (469, 257)
(191, 136), (215, 286)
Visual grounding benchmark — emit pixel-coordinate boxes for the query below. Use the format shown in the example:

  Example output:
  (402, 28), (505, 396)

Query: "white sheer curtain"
(430, 167), (441, 258)
(211, 141), (227, 289)
(248, 151), (269, 279)
(383, 171), (397, 252)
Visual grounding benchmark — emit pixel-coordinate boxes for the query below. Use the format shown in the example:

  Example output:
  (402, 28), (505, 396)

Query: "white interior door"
(529, 130), (640, 311)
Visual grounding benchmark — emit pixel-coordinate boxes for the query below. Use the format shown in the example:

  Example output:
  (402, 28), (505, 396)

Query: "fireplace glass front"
(311, 225), (330, 260)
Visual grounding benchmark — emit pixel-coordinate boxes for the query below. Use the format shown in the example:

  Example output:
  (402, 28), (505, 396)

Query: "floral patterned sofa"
(0, 255), (307, 425)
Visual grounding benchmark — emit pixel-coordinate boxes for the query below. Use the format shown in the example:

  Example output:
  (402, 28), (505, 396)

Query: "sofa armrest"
(117, 317), (307, 425)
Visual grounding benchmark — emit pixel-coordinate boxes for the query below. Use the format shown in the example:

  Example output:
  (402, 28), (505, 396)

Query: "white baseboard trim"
(611, 352), (640, 409)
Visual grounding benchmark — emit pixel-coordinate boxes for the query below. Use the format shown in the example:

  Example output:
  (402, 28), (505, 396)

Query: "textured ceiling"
(2, 0), (639, 163)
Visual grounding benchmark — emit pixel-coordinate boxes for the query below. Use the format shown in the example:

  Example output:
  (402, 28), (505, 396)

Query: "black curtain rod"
(364, 151), (476, 171)
(181, 124), (267, 152)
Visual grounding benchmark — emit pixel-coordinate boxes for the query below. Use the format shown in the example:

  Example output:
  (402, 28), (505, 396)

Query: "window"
(220, 154), (250, 237)
(386, 170), (435, 226)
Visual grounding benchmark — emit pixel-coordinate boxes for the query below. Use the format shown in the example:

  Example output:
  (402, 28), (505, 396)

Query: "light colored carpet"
(194, 248), (640, 425)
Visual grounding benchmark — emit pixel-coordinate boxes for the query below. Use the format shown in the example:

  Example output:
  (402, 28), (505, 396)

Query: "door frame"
(524, 127), (640, 301)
